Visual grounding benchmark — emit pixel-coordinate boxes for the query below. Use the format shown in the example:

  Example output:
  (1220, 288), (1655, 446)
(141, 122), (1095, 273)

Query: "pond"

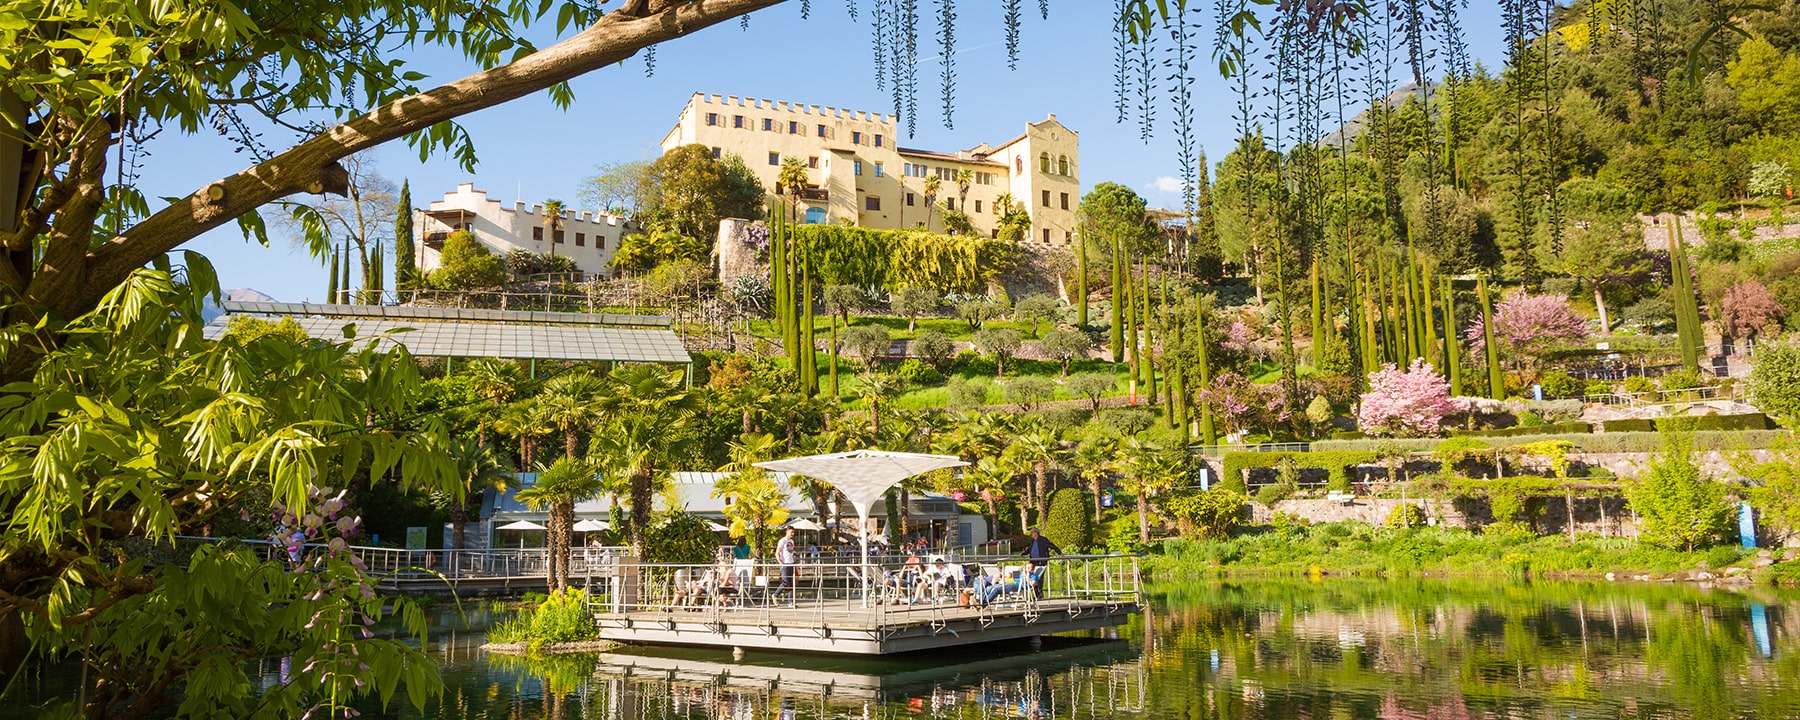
(7, 579), (1797, 719)
(361, 578), (1800, 720)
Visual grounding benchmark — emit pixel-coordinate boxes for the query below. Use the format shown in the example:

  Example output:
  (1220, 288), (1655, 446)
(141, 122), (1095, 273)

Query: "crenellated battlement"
(691, 91), (895, 124)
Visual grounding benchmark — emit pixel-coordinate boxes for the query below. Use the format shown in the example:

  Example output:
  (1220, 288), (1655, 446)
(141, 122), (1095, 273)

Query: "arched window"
(804, 207), (827, 224)
(1058, 155), (1069, 175)
(1039, 152), (1051, 173)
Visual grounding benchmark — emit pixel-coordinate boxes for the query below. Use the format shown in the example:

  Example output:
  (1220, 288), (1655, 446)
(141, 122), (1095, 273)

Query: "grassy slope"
(1142, 522), (1786, 582)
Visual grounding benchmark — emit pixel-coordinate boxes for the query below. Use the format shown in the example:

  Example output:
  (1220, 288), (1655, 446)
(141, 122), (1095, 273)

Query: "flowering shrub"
(1465, 289), (1588, 365)
(1198, 372), (1288, 437)
(1358, 359), (1456, 437)
(1718, 279), (1783, 341)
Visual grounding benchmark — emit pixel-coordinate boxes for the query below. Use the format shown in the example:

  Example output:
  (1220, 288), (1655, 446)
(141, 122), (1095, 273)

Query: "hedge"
(1312, 429), (1793, 454)
(1219, 451), (1379, 492)
(1602, 414), (1771, 433)
(1450, 421), (1592, 438)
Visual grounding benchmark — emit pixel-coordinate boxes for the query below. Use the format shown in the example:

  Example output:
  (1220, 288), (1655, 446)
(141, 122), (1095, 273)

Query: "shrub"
(1385, 503), (1426, 529)
(1622, 375), (1658, 395)
(912, 330), (957, 369)
(429, 231), (509, 289)
(1520, 399), (1585, 423)
(972, 327), (1026, 375)
(1255, 482), (1292, 507)
(1067, 373), (1116, 412)
(1004, 376), (1057, 411)
(1452, 421), (1591, 437)
(1705, 545), (1743, 569)
(1220, 451), (1378, 492)
(1602, 419), (1657, 433)
(947, 376), (993, 409)
(1750, 337), (1800, 427)
(1516, 411), (1545, 427)
(1585, 381), (1613, 397)
(950, 349), (996, 377)
(893, 358), (945, 386)
(1029, 404), (1090, 430)
(1038, 327), (1094, 375)
(842, 325), (892, 369)
(488, 587), (599, 651)
(1659, 368), (1706, 391)
(1097, 408), (1156, 436)
(1162, 488), (1247, 539)
(1626, 436), (1734, 551)
(1538, 370), (1584, 399)
(1683, 413), (1772, 431)
(1103, 513), (1146, 554)
(1044, 488), (1095, 552)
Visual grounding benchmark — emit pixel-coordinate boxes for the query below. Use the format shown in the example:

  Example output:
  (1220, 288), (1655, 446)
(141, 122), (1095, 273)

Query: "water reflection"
(362, 579), (1798, 720)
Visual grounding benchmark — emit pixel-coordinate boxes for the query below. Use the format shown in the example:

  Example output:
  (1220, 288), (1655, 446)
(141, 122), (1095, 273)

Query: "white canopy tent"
(755, 450), (967, 604)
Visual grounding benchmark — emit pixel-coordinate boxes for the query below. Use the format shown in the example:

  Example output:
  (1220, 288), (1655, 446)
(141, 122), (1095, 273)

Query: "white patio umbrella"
(705, 521), (730, 532)
(786, 518), (824, 531)
(572, 519), (610, 532)
(496, 519), (545, 549)
(755, 450), (967, 605)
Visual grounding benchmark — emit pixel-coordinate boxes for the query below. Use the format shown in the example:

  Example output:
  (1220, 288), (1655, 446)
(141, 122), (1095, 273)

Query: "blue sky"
(168, 2), (1507, 301)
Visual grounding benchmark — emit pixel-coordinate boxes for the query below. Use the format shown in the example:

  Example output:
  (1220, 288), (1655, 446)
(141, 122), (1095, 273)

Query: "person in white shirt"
(773, 528), (797, 603)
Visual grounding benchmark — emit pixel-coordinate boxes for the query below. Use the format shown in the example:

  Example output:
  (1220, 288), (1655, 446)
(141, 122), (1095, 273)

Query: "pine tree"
(394, 180), (415, 289)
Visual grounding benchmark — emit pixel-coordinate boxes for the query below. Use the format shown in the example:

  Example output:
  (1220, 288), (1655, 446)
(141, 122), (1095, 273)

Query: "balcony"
(795, 187), (829, 202)
(423, 231), (453, 249)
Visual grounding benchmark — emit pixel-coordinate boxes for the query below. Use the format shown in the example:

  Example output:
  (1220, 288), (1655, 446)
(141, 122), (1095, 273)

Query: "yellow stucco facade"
(661, 93), (1079, 246)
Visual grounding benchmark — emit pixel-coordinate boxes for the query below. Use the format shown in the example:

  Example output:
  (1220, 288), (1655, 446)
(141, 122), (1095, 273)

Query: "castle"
(661, 93), (1080, 246)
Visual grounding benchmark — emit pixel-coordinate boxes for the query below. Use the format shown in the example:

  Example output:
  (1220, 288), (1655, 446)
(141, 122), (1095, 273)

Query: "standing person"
(732, 536), (751, 560)
(774, 527), (798, 604)
(1021, 527), (1061, 597)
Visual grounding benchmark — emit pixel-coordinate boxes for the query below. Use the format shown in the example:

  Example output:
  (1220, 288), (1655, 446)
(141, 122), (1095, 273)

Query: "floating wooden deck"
(589, 555), (1143, 655)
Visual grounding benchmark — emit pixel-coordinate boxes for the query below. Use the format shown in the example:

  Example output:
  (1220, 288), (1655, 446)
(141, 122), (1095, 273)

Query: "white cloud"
(1148, 176), (1185, 194)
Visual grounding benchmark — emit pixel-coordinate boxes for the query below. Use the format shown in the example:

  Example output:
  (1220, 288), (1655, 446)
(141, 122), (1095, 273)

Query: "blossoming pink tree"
(1718, 279), (1784, 344)
(1199, 372), (1289, 439)
(1465, 289), (1589, 368)
(1358, 359), (1457, 437)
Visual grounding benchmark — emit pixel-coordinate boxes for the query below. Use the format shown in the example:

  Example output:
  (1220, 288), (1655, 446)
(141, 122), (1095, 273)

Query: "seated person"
(911, 557), (960, 604)
(979, 566), (1028, 606)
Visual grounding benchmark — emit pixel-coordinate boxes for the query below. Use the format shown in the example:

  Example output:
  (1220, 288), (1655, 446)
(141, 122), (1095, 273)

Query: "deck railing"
(583, 553), (1141, 628)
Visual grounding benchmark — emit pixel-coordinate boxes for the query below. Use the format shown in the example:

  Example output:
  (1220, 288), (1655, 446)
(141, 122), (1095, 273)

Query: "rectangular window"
(712, 146), (722, 159)
(873, 162), (884, 177)
(974, 199), (982, 213)
(875, 134), (884, 147)
(866, 196), (881, 211)
(808, 156), (818, 169)
(733, 115), (745, 128)
(575, 232), (586, 247)
(852, 131), (863, 144)
(705, 113), (720, 126)
(597, 235), (606, 249)
(769, 152), (780, 165)
(553, 229), (565, 244)
(762, 118), (774, 131)
(1042, 190), (1051, 207)
(944, 198), (954, 211)
(906, 193), (915, 206)
(1064, 231), (1073, 244)
(533, 227), (543, 241)
(817, 124), (827, 138)
(1060, 192), (1069, 210)
(854, 161), (864, 176)
(1043, 228), (1052, 243)
(788, 121), (800, 134)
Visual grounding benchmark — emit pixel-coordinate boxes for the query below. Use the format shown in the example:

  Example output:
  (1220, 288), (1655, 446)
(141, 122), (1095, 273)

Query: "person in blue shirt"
(1021, 527), (1060, 597)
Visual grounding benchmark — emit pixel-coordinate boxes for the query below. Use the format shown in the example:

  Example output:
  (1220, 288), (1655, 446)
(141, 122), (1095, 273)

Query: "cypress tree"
(369, 241), (384, 300)
(1195, 294), (1216, 445)
(1123, 258), (1138, 399)
(1309, 261), (1323, 368)
(1110, 238), (1124, 362)
(802, 261), (817, 394)
(1170, 296), (1188, 437)
(1444, 276), (1462, 397)
(1672, 218), (1702, 373)
(1419, 259), (1437, 370)
(1478, 275), (1504, 399)
(1076, 236), (1089, 327)
(340, 238), (352, 304)
(394, 180), (415, 288)
(1141, 261), (1156, 401)
(828, 312), (840, 398)
(327, 251), (339, 304)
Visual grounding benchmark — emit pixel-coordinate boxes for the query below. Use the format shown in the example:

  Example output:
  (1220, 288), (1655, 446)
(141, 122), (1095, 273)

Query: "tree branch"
(53, 0), (787, 321)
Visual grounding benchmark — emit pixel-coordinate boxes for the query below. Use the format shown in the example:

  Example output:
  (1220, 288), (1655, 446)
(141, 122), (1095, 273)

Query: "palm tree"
(466, 358), (524, 446)
(445, 437), (513, 550)
(714, 433), (790, 557)
(538, 369), (607, 459)
(493, 397), (554, 470)
(955, 169), (973, 211)
(515, 456), (604, 591)
(1116, 437), (1178, 544)
(591, 365), (699, 551)
(1069, 437), (1116, 525)
(965, 457), (1013, 538)
(778, 157), (810, 222)
(542, 198), (566, 260)
(1005, 426), (1067, 525)
(856, 372), (906, 437)
(922, 175), (943, 232)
